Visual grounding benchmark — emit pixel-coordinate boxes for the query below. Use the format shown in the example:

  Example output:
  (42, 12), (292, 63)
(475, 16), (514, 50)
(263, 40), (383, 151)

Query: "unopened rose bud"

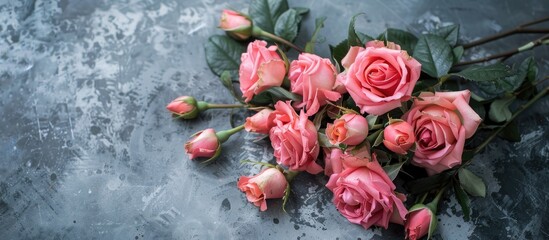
(237, 168), (288, 211)
(244, 108), (274, 134)
(184, 125), (245, 161)
(383, 120), (415, 155)
(184, 128), (220, 160)
(405, 205), (436, 240)
(219, 9), (252, 40)
(326, 113), (369, 146)
(166, 96), (200, 119)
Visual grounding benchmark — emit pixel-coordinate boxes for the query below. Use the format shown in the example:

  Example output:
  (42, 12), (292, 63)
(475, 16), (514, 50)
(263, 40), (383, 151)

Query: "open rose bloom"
(339, 41), (421, 115)
(237, 168), (288, 211)
(405, 90), (482, 174)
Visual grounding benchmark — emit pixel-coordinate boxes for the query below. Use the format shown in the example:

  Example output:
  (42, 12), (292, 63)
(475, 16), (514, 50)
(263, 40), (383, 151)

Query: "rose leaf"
(413, 34), (453, 78)
(204, 35), (246, 79)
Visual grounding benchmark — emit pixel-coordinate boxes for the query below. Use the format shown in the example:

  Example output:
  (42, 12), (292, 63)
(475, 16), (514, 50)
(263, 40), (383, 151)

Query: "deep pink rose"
(244, 108), (274, 134)
(405, 207), (434, 240)
(269, 101), (322, 174)
(326, 113), (369, 146)
(237, 168), (288, 211)
(239, 40), (286, 102)
(219, 9), (252, 40)
(289, 53), (342, 115)
(184, 128), (219, 159)
(383, 121), (415, 155)
(339, 40), (421, 115)
(326, 154), (408, 229)
(404, 90), (482, 174)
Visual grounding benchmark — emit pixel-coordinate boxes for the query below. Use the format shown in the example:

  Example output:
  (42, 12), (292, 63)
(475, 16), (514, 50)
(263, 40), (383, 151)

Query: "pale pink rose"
(326, 113), (369, 146)
(289, 53), (342, 115)
(383, 121), (415, 155)
(244, 109), (274, 134)
(323, 147), (344, 176)
(239, 40), (286, 102)
(219, 9), (252, 40)
(269, 101), (322, 174)
(326, 154), (408, 229)
(404, 90), (482, 174)
(237, 168), (288, 211)
(339, 40), (421, 115)
(166, 96), (199, 119)
(184, 129), (219, 159)
(405, 207), (434, 240)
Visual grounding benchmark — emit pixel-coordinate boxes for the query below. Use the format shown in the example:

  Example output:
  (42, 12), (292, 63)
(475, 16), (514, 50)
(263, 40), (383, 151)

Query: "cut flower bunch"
(166, 1), (549, 239)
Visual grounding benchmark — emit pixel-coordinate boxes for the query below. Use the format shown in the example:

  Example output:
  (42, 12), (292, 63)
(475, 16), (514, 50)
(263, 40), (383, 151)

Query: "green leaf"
(373, 149), (390, 163)
(204, 35), (246, 79)
(447, 63), (513, 82)
(219, 71), (244, 103)
(373, 130), (384, 147)
(520, 56), (538, 82)
(318, 132), (337, 148)
(413, 34), (454, 78)
(366, 114), (378, 129)
(383, 161), (405, 181)
(274, 9), (299, 42)
(469, 98), (486, 121)
(489, 96), (515, 123)
(304, 17), (327, 53)
(367, 129), (383, 146)
(404, 171), (453, 194)
(378, 28), (419, 54)
(249, 0), (289, 33)
(292, 7), (309, 16)
(453, 46), (464, 64)
(433, 24), (460, 46)
(458, 168), (486, 197)
(499, 120), (521, 142)
(453, 180), (471, 221)
(249, 87), (302, 105)
(348, 13), (365, 47)
(357, 31), (375, 43)
(473, 62), (526, 99)
(329, 39), (349, 71)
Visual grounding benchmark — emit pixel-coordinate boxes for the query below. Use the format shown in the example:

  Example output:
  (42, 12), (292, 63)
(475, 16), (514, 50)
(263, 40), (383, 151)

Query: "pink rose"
(326, 154), (408, 229)
(184, 129), (219, 159)
(383, 121), (415, 155)
(239, 40), (286, 102)
(326, 113), (369, 146)
(404, 90), (482, 174)
(289, 53), (342, 115)
(244, 108), (274, 134)
(237, 168), (288, 211)
(219, 9), (252, 40)
(269, 101), (322, 174)
(323, 147), (344, 176)
(166, 96), (199, 119)
(405, 207), (435, 240)
(339, 40), (421, 115)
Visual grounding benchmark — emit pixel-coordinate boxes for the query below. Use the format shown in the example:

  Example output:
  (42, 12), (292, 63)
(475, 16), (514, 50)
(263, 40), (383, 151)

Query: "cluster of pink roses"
(166, 8), (483, 240)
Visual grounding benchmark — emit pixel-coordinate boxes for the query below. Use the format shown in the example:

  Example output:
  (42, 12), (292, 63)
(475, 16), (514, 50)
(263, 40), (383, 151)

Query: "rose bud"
(244, 108), (274, 134)
(219, 9), (252, 40)
(185, 125), (244, 161)
(237, 168), (288, 211)
(383, 120), (415, 155)
(405, 205), (437, 240)
(166, 96), (200, 119)
(326, 113), (369, 146)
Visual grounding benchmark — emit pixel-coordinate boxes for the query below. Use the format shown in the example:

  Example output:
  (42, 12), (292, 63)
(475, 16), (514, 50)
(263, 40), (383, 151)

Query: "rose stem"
(253, 27), (304, 53)
(473, 86), (549, 155)
(216, 124), (245, 143)
(206, 103), (246, 109)
(454, 34), (549, 67)
(463, 16), (549, 49)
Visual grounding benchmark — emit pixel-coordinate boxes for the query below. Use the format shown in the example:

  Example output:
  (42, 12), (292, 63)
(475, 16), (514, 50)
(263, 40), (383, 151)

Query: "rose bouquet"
(166, 1), (548, 239)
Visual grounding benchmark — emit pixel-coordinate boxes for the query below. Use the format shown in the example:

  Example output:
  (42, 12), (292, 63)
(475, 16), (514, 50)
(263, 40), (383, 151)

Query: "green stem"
(253, 26), (304, 52)
(417, 192), (429, 204)
(426, 184), (449, 213)
(206, 103), (246, 109)
(284, 170), (300, 182)
(474, 86), (549, 155)
(216, 124), (245, 143)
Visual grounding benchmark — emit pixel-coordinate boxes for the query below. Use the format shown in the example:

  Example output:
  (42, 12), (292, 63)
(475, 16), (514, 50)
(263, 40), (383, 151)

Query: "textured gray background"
(0, 0), (548, 239)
